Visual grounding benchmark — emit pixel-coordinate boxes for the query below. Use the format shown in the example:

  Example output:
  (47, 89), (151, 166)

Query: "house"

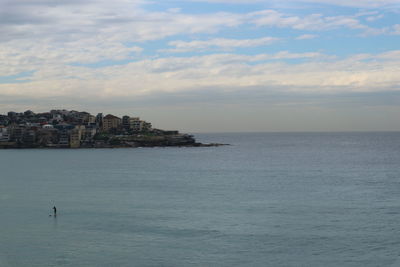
(128, 117), (141, 132)
(70, 128), (82, 148)
(58, 131), (69, 147)
(102, 114), (121, 132)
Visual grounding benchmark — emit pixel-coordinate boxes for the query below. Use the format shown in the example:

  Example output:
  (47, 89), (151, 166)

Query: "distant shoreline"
(0, 109), (231, 149)
(0, 142), (229, 149)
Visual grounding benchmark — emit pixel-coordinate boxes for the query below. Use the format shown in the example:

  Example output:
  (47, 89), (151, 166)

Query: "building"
(51, 114), (63, 123)
(22, 129), (36, 144)
(58, 131), (69, 147)
(36, 128), (58, 147)
(54, 123), (75, 131)
(9, 125), (25, 142)
(127, 117), (152, 132)
(122, 116), (130, 130)
(96, 113), (103, 127)
(7, 112), (17, 118)
(0, 127), (10, 142)
(102, 114), (121, 132)
(70, 125), (86, 148)
(38, 116), (48, 124)
(0, 109), (159, 148)
(70, 128), (82, 148)
(86, 115), (96, 125)
(82, 126), (97, 143)
(128, 117), (141, 132)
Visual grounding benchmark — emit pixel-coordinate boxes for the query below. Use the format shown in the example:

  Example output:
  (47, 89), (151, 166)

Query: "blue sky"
(0, 0), (399, 131)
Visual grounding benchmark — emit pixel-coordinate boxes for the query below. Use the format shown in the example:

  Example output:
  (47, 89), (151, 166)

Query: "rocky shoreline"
(0, 134), (229, 149)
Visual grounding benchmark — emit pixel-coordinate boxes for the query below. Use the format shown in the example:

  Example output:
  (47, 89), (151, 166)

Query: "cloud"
(0, 0), (391, 80)
(1, 1), (383, 78)
(392, 24), (400, 35)
(293, 0), (400, 8)
(366, 14), (385, 22)
(0, 0), (385, 47)
(189, 0), (400, 8)
(0, 0), (245, 44)
(0, 39), (143, 77)
(161, 37), (280, 53)
(250, 10), (367, 31)
(1, 51), (399, 103)
(0, 0), (399, 111)
(296, 34), (318, 40)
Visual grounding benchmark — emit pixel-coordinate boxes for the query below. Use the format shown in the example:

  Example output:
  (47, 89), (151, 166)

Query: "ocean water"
(1, 132), (400, 267)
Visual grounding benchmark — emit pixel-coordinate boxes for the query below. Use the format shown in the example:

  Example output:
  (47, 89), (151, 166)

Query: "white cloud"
(0, 1), (384, 47)
(250, 10), (367, 31)
(189, 0), (400, 8)
(0, 0), (245, 44)
(0, 39), (143, 77)
(0, 0), (391, 79)
(0, 2), (382, 78)
(1, 0), (399, 107)
(1, 51), (399, 101)
(392, 24), (400, 34)
(296, 34), (318, 40)
(366, 14), (385, 22)
(294, 0), (400, 8)
(161, 37), (280, 53)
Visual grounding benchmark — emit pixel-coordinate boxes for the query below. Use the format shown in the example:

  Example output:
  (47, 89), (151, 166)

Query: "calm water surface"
(1, 132), (400, 266)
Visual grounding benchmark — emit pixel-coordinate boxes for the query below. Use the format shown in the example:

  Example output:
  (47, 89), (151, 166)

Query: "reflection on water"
(52, 215), (58, 228)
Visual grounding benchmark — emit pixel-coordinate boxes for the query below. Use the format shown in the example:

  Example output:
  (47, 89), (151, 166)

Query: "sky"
(0, 0), (400, 132)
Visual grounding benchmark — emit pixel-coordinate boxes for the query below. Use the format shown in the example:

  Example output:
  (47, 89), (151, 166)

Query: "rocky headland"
(0, 109), (227, 149)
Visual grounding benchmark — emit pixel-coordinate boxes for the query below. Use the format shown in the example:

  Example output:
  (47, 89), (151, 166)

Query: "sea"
(1, 132), (400, 267)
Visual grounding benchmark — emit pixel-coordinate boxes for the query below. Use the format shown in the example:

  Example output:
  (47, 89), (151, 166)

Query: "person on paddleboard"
(53, 206), (57, 216)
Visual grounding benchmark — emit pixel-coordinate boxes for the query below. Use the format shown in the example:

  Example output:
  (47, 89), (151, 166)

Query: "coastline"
(0, 139), (229, 149)
(0, 109), (230, 149)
